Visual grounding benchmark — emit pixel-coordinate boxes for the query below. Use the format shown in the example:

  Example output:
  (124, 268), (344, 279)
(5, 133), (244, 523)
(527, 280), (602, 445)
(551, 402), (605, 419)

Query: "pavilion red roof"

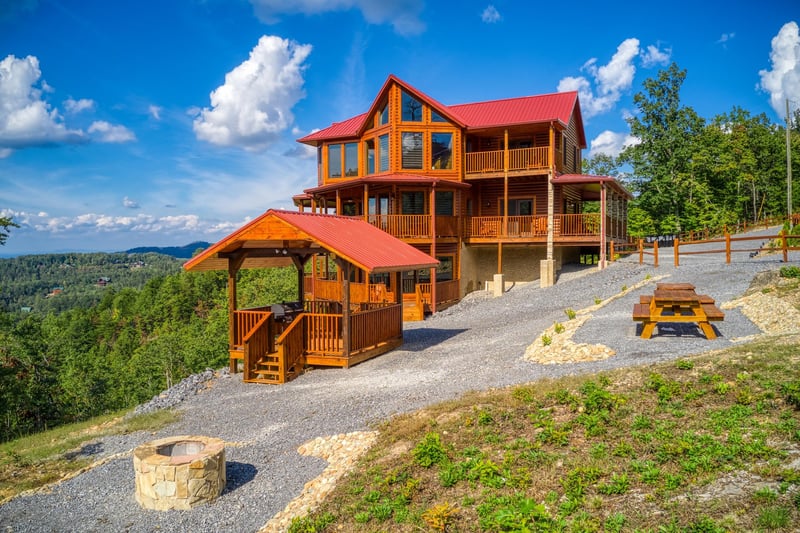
(184, 209), (438, 274)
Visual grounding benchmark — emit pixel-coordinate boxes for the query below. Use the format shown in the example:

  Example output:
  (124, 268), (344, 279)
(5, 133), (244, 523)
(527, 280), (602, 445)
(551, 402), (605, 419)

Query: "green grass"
(296, 336), (800, 531)
(0, 408), (180, 502)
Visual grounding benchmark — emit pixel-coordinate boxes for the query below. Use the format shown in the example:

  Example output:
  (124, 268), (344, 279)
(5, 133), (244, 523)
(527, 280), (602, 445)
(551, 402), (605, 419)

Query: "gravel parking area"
(2, 228), (797, 532)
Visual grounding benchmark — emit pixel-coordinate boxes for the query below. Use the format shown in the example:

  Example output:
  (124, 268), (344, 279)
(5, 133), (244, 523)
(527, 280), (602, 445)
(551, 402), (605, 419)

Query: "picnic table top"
(652, 289), (705, 303)
(655, 282), (696, 291)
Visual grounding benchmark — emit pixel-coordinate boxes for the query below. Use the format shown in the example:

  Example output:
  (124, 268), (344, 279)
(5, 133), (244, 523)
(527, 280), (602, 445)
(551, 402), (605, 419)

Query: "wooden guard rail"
(465, 147), (549, 174)
(463, 214), (605, 238)
(241, 313), (272, 382)
(674, 231), (797, 266)
(417, 279), (460, 306)
(350, 303), (402, 352)
(233, 308), (270, 347)
(366, 214), (459, 238)
(274, 316), (305, 381)
(305, 313), (341, 355)
(304, 278), (394, 304)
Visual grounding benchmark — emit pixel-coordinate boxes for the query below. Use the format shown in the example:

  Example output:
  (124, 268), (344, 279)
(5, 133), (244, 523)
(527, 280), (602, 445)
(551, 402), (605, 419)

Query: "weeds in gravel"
(564, 308), (576, 320)
(302, 337), (800, 531)
(0, 408), (180, 503)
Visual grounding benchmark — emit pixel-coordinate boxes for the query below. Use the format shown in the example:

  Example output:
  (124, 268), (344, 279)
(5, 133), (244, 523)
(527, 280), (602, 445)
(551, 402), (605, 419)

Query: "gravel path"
(2, 228), (798, 533)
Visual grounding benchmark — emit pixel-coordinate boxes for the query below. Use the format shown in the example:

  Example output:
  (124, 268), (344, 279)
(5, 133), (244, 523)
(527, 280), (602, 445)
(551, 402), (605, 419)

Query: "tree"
(0, 214), (19, 245)
(620, 63), (705, 233)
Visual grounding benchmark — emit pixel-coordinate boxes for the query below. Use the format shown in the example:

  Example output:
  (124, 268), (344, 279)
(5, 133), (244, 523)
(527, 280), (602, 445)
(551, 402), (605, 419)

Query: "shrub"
(565, 308), (577, 320)
(413, 432), (448, 467)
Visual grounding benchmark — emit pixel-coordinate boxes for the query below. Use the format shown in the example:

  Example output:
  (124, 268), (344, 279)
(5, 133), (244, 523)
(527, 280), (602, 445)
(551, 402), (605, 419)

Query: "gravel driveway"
(2, 228), (798, 532)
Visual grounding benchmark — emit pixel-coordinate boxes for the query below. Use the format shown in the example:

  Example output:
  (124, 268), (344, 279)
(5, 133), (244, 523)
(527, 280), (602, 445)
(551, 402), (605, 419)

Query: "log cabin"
(294, 75), (632, 320)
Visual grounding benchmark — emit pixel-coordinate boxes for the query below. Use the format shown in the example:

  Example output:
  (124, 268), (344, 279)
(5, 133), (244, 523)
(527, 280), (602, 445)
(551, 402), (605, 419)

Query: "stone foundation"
(133, 435), (226, 511)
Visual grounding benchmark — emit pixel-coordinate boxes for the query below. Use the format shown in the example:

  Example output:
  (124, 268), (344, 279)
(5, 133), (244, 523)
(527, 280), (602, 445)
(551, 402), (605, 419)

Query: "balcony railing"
(367, 214), (459, 239)
(465, 147), (549, 175)
(464, 214), (607, 239)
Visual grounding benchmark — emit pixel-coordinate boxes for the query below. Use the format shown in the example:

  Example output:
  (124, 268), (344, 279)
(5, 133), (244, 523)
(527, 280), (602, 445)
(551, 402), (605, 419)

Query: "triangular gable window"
(401, 90), (423, 122)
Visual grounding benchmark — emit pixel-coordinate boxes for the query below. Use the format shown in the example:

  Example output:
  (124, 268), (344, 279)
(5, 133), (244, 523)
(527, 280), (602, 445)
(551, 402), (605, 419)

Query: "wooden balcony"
(463, 214), (623, 243)
(366, 214), (459, 240)
(465, 147), (550, 176)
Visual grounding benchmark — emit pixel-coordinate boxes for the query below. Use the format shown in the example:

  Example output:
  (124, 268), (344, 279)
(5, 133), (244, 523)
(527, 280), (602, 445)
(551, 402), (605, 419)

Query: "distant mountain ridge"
(125, 241), (210, 259)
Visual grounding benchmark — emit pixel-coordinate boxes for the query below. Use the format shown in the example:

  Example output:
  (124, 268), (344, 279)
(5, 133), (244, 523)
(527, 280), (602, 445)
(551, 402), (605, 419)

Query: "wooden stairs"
(403, 294), (424, 321)
(246, 351), (303, 384)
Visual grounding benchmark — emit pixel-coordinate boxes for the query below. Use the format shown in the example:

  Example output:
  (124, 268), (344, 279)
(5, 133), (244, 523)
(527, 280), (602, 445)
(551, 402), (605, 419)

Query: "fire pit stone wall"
(133, 435), (226, 511)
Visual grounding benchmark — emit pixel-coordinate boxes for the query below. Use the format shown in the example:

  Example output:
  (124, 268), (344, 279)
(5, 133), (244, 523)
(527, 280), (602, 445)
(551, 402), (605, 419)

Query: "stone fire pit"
(133, 435), (226, 510)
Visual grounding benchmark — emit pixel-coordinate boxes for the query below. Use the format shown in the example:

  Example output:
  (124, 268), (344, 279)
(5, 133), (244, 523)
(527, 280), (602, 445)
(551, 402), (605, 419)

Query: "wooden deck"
(231, 302), (403, 383)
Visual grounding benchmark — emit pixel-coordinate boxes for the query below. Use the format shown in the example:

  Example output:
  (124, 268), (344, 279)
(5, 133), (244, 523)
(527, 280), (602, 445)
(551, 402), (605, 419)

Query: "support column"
(599, 183), (607, 269)
(429, 186), (437, 314)
(541, 124), (556, 288)
(336, 259), (351, 365)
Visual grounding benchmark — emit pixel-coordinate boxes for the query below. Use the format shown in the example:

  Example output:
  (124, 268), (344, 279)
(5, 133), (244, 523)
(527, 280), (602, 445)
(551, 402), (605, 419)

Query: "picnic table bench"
(633, 284), (724, 340)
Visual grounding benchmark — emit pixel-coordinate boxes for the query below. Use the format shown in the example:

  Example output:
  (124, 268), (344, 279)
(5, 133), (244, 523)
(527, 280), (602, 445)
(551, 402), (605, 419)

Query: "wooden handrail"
(305, 313), (342, 355)
(275, 314), (305, 380)
(465, 147), (549, 174)
(350, 303), (401, 352)
(241, 313), (272, 382)
(233, 309), (270, 347)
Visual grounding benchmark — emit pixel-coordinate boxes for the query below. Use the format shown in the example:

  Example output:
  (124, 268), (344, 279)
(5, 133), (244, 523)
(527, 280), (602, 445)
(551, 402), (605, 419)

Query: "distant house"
(45, 287), (64, 298)
(97, 277), (111, 287)
(293, 74), (631, 319)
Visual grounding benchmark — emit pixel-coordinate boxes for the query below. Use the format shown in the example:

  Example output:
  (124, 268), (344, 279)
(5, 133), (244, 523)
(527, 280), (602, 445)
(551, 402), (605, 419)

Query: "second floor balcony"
(362, 213), (627, 242)
(464, 146), (560, 176)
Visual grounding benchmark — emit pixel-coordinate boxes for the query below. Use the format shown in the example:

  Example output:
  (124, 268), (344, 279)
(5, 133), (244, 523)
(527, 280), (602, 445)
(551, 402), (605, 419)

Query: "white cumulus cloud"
(558, 38), (641, 118)
(589, 130), (640, 158)
(481, 5), (501, 23)
(64, 97), (95, 114)
(758, 21), (800, 118)
(148, 104), (162, 120)
(122, 196), (140, 209)
(88, 120), (136, 143)
(0, 54), (85, 149)
(641, 44), (671, 68)
(250, 0), (425, 35)
(193, 35), (312, 151)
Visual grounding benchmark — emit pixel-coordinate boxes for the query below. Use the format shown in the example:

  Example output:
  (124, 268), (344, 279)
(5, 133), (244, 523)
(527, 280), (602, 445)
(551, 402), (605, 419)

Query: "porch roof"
(553, 173), (633, 200)
(184, 209), (439, 274)
(302, 173), (472, 196)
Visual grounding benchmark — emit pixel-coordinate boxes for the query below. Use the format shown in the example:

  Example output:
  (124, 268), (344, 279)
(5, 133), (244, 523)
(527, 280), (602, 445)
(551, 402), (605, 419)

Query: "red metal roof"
(553, 174), (633, 199)
(296, 75), (585, 146)
(184, 209), (438, 274)
(448, 91), (579, 129)
(303, 173), (471, 196)
(297, 113), (367, 144)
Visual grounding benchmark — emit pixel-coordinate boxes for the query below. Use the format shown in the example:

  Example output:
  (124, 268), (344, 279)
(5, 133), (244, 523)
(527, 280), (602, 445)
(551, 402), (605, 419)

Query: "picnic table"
(633, 283), (724, 339)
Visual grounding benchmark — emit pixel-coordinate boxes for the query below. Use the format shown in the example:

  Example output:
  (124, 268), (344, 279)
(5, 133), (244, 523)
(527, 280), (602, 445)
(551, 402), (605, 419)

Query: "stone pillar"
(492, 273), (505, 297)
(540, 259), (555, 288)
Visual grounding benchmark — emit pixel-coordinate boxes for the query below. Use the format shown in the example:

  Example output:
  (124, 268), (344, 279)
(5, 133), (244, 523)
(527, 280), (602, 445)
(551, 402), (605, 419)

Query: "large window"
(378, 101), (389, 126)
(401, 191), (425, 214)
(328, 142), (358, 178)
(365, 139), (375, 175)
(402, 132), (423, 169)
(500, 198), (534, 216)
(378, 134), (389, 172)
(431, 109), (447, 122)
(344, 142), (358, 176)
(401, 90), (423, 122)
(328, 144), (342, 178)
(431, 132), (453, 169)
(435, 191), (453, 215)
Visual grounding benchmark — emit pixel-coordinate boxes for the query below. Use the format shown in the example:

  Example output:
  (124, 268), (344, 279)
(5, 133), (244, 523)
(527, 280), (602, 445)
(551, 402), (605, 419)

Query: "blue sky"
(1, 0), (798, 256)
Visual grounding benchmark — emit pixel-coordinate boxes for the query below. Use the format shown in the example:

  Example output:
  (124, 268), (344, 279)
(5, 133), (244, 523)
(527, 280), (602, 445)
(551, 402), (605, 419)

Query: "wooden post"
(498, 242), (503, 274)
(609, 241), (615, 262)
(653, 240), (659, 268)
(725, 232), (731, 264)
(336, 190), (341, 215)
(599, 183), (607, 268)
(674, 237), (679, 267)
(639, 238), (644, 264)
(227, 253), (245, 373)
(782, 230), (788, 262)
(430, 186), (437, 314)
(503, 128), (509, 238)
(337, 259), (351, 365)
(363, 184), (369, 222)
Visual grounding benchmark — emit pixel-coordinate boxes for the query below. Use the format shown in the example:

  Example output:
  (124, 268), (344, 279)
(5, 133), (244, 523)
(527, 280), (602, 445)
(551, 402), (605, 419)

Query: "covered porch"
(184, 209), (438, 384)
